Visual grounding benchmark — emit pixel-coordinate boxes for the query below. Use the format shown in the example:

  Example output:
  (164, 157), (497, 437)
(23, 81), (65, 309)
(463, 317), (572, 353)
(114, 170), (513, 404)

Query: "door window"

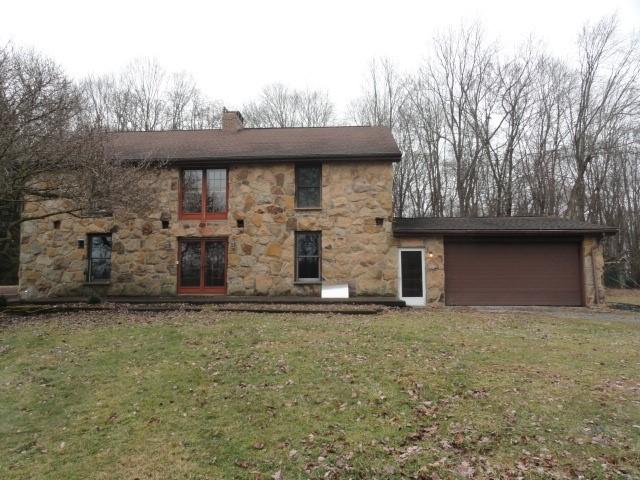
(401, 250), (423, 297)
(179, 238), (226, 293)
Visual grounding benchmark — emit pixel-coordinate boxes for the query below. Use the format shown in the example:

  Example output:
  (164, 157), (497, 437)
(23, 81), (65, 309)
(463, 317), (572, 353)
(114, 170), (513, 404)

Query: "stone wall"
(583, 235), (606, 305)
(19, 161), (396, 299)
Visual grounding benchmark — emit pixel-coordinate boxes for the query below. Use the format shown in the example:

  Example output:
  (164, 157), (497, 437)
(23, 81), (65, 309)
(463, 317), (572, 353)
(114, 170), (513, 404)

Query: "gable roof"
(393, 216), (618, 236)
(106, 126), (401, 163)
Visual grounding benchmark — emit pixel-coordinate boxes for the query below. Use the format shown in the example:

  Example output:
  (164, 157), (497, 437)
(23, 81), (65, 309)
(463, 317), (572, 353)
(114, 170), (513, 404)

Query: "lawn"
(607, 288), (640, 306)
(1, 307), (639, 479)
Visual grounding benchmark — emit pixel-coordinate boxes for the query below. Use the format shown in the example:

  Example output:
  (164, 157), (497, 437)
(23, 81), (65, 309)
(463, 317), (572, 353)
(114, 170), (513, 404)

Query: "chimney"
(222, 107), (244, 132)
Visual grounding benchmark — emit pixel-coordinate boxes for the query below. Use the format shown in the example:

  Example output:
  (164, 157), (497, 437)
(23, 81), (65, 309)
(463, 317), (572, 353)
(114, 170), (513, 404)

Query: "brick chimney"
(222, 107), (244, 132)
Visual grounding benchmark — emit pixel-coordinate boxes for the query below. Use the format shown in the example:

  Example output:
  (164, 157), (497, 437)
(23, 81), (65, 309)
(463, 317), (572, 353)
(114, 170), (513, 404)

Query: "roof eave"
(111, 152), (402, 164)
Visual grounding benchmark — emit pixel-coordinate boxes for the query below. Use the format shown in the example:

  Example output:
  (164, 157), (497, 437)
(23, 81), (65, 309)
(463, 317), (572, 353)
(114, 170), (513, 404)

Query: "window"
(87, 234), (112, 282)
(295, 164), (321, 208)
(180, 168), (227, 219)
(295, 231), (321, 282)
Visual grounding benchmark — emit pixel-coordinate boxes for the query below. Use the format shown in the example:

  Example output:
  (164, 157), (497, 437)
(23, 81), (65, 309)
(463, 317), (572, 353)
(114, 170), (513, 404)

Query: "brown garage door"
(444, 239), (582, 306)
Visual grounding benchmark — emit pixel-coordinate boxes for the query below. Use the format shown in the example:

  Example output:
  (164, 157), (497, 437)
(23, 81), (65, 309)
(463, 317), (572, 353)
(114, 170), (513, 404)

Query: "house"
(18, 110), (616, 305)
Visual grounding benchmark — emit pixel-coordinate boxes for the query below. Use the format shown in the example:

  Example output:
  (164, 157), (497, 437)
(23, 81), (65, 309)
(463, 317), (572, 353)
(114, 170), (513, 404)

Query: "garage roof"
(393, 216), (618, 236)
(107, 126), (402, 163)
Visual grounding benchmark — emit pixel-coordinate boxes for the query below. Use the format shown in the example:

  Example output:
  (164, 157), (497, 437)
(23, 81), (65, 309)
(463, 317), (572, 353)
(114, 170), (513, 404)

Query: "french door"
(178, 238), (227, 294)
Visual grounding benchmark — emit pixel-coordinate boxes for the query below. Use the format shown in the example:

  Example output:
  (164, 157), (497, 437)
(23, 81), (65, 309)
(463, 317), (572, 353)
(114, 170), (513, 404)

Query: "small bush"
(87, 295), (102, 304)
(0, 296), (7, 308)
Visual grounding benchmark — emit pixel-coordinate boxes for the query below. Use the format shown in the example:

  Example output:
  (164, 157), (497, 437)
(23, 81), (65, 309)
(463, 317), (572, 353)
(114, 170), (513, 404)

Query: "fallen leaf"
(235, 459), (254, 469)
(456, 461), (474, 478)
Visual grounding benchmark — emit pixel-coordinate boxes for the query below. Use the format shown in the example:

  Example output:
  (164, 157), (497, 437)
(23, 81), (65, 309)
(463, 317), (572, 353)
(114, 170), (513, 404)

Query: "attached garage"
(393, 217), (618, 306)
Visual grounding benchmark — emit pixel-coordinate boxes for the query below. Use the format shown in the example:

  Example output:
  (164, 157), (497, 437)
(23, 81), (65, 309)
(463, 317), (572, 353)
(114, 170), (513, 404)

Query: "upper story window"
(180, 168), (227, 220)
(87, 234), (111, 283)
(295, 164), (321, 208)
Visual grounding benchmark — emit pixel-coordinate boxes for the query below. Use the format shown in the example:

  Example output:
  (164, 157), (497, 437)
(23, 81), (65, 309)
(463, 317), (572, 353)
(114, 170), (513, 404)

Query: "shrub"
(87, 295), (102, 304)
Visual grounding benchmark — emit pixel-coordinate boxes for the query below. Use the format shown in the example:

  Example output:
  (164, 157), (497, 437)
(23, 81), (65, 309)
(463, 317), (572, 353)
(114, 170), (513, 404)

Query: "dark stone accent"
(266, 205), (283, 215)
(113, 242), (125, 254)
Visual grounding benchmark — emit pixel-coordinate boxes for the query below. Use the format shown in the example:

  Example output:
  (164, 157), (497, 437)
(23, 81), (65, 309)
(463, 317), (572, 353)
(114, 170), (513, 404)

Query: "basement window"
(375, 217), (384, 226)
(53, 220), (61, 229)
(161, 220), (170, 229)
(237, 219), (244, 229)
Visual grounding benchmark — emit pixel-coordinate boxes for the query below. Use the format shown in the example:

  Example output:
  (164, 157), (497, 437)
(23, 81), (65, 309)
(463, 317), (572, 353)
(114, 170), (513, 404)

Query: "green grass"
(607, 288), (640, 306)
(1, 308), (639, 479)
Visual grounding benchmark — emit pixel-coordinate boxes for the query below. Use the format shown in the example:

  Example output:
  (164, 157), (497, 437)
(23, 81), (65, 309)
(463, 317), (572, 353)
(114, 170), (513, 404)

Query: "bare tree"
(243, 83), (335, 127)
(348, 58), (404, 129)
(122, 58), (166, 131)
(165, 72), (197, 130)
(81, 60), (223, 132)
(520, 56), (572, 216)
(0, 45), (155, 281)
(567, 16), (640, 220)
(351, 18), (640, 285)
(427, 24), (493, 216)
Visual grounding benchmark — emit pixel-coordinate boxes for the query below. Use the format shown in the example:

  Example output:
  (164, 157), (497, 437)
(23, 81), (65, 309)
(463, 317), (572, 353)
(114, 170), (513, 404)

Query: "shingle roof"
(106, 126), (401, 163)
(393, 216), (618, 236)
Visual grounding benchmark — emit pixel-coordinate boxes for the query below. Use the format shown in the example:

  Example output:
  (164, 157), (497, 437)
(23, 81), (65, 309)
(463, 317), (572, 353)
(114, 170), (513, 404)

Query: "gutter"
(392, 229), (619, 237)
(109, 152), (402, 165)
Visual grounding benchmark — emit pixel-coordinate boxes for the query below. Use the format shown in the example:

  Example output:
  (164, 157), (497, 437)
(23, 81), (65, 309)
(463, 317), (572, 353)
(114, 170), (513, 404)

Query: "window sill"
(84, 281), (111, 286)
(295, 207), (322, 212)
(293, 280), (322, 285)
(82, 210), (113, 218)
(179, 214), (228, 221)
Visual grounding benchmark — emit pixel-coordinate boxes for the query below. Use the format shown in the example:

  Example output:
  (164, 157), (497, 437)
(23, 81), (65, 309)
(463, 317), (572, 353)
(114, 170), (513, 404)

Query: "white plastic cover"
(321, 283), (349, 299)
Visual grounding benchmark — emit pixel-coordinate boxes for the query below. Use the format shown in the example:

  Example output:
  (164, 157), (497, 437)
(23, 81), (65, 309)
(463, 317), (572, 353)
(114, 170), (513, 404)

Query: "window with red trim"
(180, 168), (228, 219)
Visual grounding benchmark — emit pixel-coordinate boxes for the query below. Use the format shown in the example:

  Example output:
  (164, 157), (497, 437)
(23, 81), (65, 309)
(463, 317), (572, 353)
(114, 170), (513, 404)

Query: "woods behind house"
(356, 17), (640, 286)
(1, 16), (638, 286)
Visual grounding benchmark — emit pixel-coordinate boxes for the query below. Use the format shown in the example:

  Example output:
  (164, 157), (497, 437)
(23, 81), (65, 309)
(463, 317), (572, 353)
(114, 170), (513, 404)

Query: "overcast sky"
(2, 0), (639, 117)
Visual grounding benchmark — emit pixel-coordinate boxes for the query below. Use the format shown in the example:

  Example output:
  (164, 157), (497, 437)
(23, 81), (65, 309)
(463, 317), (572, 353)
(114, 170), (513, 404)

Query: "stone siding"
(394, 236), (445, 303)
(583, 235), (606, 305)
(19, 161), (396, 299)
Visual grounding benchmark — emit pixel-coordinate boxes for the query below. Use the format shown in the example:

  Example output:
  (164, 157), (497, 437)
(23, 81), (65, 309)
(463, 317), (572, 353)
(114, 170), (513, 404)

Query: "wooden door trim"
(177, 237), (228, 294)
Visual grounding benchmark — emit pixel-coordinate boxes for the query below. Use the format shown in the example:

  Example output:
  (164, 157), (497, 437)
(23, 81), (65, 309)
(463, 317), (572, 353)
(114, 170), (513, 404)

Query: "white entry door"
(398, 249), (426, 306)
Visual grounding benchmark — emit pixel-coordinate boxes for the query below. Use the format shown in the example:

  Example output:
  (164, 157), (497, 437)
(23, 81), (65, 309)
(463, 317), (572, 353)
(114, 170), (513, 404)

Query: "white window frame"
(398, 248), (426, 307)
